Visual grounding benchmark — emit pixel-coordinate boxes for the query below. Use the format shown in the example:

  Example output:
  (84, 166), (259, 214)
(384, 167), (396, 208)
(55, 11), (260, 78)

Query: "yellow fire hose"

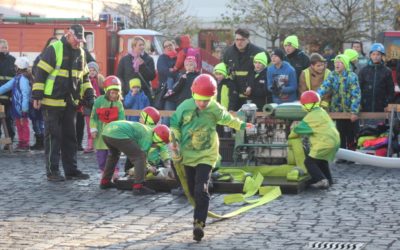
(171, 132), (281, 219)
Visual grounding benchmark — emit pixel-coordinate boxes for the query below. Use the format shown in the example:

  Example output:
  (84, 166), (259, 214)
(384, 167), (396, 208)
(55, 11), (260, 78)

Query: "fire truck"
(0, 14), (219, 88)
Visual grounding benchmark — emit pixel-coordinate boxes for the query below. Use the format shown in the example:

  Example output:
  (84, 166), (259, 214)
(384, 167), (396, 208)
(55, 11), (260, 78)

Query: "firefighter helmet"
(191, 74), (217, 99)
(300, 90), (321, 105)
(141, 106), (160, 125)
(103, 75), (121, 91)
(153, 124), (170, 144)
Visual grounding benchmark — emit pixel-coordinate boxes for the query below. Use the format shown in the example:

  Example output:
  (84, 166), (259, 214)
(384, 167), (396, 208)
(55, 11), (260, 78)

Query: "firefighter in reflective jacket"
(32, 24), (95, 181)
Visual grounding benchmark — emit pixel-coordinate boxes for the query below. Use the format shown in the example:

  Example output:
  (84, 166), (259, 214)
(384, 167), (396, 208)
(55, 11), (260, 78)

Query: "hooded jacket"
(358, 60), (394, 112)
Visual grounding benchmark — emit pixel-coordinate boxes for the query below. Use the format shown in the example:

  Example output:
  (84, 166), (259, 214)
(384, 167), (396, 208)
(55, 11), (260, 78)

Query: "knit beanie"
(344, 49), (359, 62)
(253, 52), (269, 66)
(283, 35), (299, 49)
(271, 48), (285, 61)
(87, 61), (99, 73)
(129, 78), (141, 89)
(334, 54), (350, 72)
(213, 63), (228, 78)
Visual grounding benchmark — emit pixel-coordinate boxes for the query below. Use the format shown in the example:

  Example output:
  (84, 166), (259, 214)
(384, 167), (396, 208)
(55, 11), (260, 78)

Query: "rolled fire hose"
(171, 132), (281, 219)
(336, 148), (400, 168)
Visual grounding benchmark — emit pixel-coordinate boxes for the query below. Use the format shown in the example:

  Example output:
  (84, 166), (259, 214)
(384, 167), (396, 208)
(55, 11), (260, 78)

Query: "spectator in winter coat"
(246, 52), (271, 110)
(267, 48), (297, 104)
(298, 53), (331, 109)
(172, 35), (192, 73)
(157, 40), (178, 125)
(351, 40), (368, 75)
(344, 49), (359, 73)
(213, 62), (238, 111)
(358, 43), (394, 112)
(166, 56), (200, 106)
(222, 28), (269, 109)
(283, 35), (310, 83)
(124, 78), (150, 121)
(117, 36), (156, 101)
(0, 39), (16, 145)
(0, 57), (31, 151)
(318, 54), (361, 151)
(323, 45), (336, 71)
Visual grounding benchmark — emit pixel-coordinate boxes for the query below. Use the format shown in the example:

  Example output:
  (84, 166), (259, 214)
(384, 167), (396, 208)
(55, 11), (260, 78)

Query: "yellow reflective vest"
(32, 39), (92, 107)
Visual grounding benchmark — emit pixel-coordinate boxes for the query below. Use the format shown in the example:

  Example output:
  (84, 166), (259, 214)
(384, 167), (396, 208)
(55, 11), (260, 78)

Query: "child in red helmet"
(90, 75), (125, 179)
(288, 90), (340, 189)
(170, 73), (252, 242)
(100, 121), (171, 195)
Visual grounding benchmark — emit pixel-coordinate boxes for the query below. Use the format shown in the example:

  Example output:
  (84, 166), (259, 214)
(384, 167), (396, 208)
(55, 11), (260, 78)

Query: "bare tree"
(103, 0), (196, 35)
(220, 0), (296, 49)
(293, 0), (400, 47)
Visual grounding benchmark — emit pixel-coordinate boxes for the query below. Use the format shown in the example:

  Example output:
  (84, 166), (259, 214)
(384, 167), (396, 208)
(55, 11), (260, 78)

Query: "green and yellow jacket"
(170, 98), (245, 168)
(289, 107), (340, 161)
(90, 95), (125, 150)
(102, 121), (153, 152)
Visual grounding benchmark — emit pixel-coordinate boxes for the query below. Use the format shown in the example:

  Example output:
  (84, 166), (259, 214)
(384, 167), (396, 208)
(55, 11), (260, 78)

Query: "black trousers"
(42, 106), (79, 176)
(304, 156), (332, 184)
(335, 119), (359, 150)
(76, 111), (84, 147)
(185, 164), (212, 224)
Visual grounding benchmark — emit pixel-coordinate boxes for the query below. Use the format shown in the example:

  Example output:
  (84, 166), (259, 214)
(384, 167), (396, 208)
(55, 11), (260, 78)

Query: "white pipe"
(336, 148), (400, 168)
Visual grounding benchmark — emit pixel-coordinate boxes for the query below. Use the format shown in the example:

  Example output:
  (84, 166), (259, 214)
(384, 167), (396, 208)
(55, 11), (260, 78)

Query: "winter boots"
(31, 134), (44, 150)
(193, 219), (205, 242)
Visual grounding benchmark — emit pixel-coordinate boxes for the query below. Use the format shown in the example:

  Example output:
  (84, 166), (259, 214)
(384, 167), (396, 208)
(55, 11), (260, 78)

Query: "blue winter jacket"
(266, 61), (298, 104)
(124, 90), (150, 121)
(0, 74), (31, 118)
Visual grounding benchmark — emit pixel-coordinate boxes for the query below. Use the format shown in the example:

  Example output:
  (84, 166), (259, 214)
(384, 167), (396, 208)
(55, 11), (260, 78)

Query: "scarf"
(90, 76), (101, 97)
(130, 51), (144, 73)
(165, 50), (177, 59)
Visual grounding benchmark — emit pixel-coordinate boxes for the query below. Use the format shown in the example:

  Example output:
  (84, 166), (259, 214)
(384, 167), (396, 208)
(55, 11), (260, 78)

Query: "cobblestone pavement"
(0, 149), (400, 250)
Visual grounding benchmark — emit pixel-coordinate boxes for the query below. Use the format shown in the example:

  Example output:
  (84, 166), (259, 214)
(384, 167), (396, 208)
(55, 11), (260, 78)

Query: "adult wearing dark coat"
(0, 39), (16, 143)
(283, 35), (310, 84)
(117, 36), (156, 102)
(222, 28), (269, 110)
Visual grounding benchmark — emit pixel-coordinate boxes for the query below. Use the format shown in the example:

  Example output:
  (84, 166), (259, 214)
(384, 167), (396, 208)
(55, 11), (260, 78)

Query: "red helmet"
(140, 106), (160, 125)
(191, 74), (217, 97)
(103, 75), (121, 91)
(300, 90), (321, 105)
(153, 124), (170, 144)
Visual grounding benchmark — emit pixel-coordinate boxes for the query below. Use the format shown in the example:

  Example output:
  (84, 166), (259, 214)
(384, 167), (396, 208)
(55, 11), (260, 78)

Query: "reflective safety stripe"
(321, 100), (329, 108)
(32, 83), (45, 91)
(58, 69), (69, 77)
(0, 95), (9, 100)
(234, 71), (248, 76)
(80, 81), (92, 98)
(0, 76), (13, 81)
(44, 40), (86, 96)
(37, 60), (54, 73)
(44, 41), (63, 95)
(41, 97), (66, 107)
(304, 68), (331, 90)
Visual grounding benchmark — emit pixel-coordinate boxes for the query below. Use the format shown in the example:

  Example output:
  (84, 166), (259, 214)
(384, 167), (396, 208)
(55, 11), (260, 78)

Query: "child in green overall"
(289, 90), (340, 189)
(170, 74), (252, 241)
